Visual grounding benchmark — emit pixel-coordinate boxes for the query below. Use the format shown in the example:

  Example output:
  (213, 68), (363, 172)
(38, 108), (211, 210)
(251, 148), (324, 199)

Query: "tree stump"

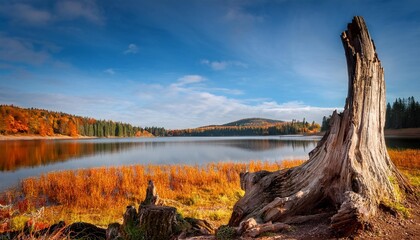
(228, 16), (413, 236)
(141, 180), (161, 206)
(106, 180), (214, 240)
(138, 205), (180, 240)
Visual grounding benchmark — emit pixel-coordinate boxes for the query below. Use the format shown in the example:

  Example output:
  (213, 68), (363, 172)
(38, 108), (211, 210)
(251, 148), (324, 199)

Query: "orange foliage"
(388, 149), (420, 169)
(18, 161), (301, 210)
(0, 105), (146, 138)
(67, 120), (78, 137)
(0, 140), (98, 171)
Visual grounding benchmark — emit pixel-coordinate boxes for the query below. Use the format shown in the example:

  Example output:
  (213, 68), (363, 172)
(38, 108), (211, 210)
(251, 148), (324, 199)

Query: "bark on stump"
(228, 16), (413, 236)
(106, 180), (214, 240)
(138, 205), (180, 240)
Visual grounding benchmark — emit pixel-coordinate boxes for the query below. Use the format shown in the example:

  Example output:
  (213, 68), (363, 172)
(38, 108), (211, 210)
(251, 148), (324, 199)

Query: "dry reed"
(1, 149), (419, 232)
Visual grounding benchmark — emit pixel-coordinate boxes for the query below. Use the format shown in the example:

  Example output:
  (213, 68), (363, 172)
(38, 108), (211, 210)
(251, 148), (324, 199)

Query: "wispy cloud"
(0, 4), (52, 25)
(0, 35), (51, 65)
(201, 59), (247, 71)
(124, 44), (139, 54)
(175, 75), (205, 86)
(132, 76), (339, 128)
(0, 72), (340, 129)
(104, 68), (115, 75)
(0, 1), (104, 26)
(225, 7), (264, 24)
(55, 0), (104, 25)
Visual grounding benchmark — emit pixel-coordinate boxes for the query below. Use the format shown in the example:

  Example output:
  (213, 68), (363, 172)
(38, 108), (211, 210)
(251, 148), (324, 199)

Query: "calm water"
(0, 136), (418, 191)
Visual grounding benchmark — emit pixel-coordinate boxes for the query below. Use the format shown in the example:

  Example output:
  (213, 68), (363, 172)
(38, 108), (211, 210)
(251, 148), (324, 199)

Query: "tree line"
(321, 96), (420, 131)
(0, 105), (322, 137)
(157, 119), (320, 137)
(0, 105), (151, 137)
(385, 96), (420, 129)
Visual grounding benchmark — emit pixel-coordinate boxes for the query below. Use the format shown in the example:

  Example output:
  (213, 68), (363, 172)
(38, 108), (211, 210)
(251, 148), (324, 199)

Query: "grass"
(0, 160), (304, 232)
(388, 149), (420, 169)
(0, 149), (419, 234)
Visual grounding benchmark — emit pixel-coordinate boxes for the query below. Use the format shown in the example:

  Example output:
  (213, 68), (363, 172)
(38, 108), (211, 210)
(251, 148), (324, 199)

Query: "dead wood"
(228, 16), (413, 237)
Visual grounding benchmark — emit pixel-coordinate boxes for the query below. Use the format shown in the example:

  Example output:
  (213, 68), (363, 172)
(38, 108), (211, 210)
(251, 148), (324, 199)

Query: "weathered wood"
(228, 16), (413, 236)
(123, 205), (138, 227)
(138, 205), (180, 240)
(141, 180), (161, 206)
(106, 223), (123, 240)
(243, 221), (291, 238)
(106, 180), (214, 239)
(283, 212), (334, 224)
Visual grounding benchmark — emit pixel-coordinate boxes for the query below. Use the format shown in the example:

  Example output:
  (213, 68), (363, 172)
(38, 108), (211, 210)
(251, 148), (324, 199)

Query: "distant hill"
(166, 117), (319, 137)
(222, 118), (284, 127)
(199, 118), (284, 129)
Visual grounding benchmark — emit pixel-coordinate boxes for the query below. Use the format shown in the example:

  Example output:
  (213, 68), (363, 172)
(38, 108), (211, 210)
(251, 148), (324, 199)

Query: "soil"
(254, 197), (420, 240)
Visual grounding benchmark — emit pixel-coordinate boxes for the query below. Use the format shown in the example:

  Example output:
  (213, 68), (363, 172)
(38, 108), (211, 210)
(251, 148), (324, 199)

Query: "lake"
(0, 136), (419, 191)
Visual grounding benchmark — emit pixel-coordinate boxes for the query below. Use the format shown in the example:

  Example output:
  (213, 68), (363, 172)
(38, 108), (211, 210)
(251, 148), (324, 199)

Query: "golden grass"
(0, 149), (419, 233)
(388, 149), (420, 169)
(0, 160), (305, 231)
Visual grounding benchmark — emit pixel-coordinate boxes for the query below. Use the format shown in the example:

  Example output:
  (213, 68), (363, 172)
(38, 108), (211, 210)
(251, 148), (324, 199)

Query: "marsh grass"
(0, 149), (419, 233)
(0, 160), (305, 231)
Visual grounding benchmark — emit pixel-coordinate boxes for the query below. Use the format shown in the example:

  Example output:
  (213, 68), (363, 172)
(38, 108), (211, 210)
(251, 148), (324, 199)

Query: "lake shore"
(1, 128), (419, 141)
(0, 134), (97, 141)
(0, 135), (155, 141)
(308, 128), (420, 138)
(384, 128), (420, 138)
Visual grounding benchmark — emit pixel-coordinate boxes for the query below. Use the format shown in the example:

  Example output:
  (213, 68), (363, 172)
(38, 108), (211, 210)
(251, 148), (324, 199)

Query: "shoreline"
(1, 128), (419, 141)
(0, 135), (97, 141)
(383, 128), (420, 138)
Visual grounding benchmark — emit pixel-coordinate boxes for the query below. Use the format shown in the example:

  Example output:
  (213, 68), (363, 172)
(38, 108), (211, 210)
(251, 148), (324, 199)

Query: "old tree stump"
(228, 16), (414, 236)
(106, 180), (214, 240)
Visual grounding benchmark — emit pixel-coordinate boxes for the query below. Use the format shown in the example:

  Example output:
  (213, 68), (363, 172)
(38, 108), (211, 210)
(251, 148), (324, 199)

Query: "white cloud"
(124, 44), (139, 54)
(201, 59), (247, 71)
(0, 74), (340, 129)
(132, 77), (340, 129)
(104, 68), (115, 75)
(207, 87), (244, 95)
(175, 75), (205, 86)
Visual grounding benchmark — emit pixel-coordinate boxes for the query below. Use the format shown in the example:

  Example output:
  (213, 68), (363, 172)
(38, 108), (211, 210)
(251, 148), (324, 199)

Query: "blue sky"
(0, 0), (419, 129)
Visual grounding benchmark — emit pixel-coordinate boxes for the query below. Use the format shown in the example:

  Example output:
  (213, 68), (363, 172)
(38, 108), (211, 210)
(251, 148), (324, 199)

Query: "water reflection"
(0, 135), (416, 191)
(0, 140), (142, 171)
(0, 137), (320, 171)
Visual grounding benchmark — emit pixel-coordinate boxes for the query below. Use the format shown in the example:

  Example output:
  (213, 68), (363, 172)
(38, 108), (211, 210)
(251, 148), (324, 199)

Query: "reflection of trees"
(207, 139), (319, 152)
(0, 139), (320, 172)
(0, 141), (145, 171)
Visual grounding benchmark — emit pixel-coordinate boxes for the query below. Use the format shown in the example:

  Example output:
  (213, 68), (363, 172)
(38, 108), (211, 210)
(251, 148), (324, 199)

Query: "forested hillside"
(0, 105), (321, 138)
(222, 118), (284, 127)
(0, 105), (151, 137)
(165, 119), (320, 136)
